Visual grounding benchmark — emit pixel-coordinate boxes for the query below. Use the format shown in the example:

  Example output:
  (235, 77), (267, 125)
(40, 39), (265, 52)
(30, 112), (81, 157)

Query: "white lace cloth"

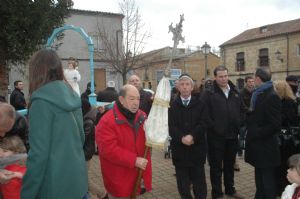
(144, 76), (171, 148)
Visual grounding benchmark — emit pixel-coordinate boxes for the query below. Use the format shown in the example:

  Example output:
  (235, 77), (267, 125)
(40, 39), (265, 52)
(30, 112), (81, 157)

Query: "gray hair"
(0, 103), (16, 125)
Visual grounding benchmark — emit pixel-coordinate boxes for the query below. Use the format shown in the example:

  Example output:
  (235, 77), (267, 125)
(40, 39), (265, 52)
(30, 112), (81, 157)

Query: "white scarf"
(281, 183), (300, 199)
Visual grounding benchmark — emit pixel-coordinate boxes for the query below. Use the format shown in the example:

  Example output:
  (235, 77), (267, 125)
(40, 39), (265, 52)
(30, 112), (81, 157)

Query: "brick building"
(220, 18), (300, 89)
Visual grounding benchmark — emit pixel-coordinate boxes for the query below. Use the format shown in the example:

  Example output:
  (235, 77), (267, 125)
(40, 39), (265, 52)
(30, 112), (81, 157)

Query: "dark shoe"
(212, 196), (224, 199)
(140, 187), (146, 195)
(102, 193), (109, 199)
(212, 193), (224, 199)
(226, 192), (245, 199)
(234, 163), (240, 172)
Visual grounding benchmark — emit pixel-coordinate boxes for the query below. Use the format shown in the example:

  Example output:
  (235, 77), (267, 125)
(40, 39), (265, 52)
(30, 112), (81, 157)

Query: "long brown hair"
(29, 49), (64, 96)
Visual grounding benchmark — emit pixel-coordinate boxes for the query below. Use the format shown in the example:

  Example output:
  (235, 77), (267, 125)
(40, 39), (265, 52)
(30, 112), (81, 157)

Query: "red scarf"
(293, 186), (300, 199)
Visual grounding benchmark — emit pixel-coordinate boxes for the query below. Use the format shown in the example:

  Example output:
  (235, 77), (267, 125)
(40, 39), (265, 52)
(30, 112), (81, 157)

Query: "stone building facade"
(133, 47), (221, 90)
(220, 18), (300, 89)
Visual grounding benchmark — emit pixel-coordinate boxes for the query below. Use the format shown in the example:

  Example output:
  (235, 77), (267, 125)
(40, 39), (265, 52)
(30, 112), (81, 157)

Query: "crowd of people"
(1, 48), (300, 199)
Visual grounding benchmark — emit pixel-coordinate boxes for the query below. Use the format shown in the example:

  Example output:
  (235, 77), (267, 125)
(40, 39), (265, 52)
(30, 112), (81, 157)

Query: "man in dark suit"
(245, 67), (281, 199)
(202, 66), (244, 199)
(169, 73), (208, 199)
(10, 80), (26, 110)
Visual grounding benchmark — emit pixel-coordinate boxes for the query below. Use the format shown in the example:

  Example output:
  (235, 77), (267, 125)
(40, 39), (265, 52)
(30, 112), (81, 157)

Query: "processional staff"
(131, 14), (185, 199)
(165, 14), (185, 77)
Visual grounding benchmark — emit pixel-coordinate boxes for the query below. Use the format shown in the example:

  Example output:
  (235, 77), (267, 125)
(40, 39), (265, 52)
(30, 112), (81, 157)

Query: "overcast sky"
(73, 0), (300, 53)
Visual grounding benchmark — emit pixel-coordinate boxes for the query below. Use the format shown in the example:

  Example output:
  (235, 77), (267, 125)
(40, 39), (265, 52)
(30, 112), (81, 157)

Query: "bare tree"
(96, 0), (150, 84)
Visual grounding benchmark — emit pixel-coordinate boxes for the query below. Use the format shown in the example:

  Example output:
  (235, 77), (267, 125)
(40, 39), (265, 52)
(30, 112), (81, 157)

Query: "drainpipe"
(286, 34), (289, 76)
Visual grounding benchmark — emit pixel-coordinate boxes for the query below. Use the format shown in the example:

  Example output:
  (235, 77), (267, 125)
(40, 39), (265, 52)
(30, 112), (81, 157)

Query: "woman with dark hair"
(21, 49), (88, 199)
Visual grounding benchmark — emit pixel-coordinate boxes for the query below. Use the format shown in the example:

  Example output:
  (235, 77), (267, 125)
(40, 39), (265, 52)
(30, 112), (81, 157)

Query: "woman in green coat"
(21, 49), (88, 199)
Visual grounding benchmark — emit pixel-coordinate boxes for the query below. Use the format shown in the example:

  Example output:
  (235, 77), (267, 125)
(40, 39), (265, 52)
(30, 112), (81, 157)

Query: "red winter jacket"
(0, 164), (26, 199)
(96, 104), (152, 198)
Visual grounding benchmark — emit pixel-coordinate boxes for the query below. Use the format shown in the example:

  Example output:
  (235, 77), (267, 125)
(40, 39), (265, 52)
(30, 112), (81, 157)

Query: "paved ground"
(88, 148), (255, 199)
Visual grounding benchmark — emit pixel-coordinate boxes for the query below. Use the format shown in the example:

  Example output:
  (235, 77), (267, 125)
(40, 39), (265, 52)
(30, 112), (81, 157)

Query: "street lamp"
(201, 41), (211, 79)
(275, 50), (283, 62)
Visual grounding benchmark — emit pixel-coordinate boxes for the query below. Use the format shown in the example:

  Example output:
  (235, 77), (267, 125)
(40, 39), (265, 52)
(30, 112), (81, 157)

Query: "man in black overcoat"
(169, 74), (208, 199)
(97, 81), (118, 103)
(202, 66), (244, 199)
(245, 67), (281, 199)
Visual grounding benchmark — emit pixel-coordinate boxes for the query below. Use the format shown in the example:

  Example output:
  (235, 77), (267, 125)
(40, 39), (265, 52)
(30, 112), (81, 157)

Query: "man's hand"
(181, 135), (194, 146)
(135, 157), (148, 170)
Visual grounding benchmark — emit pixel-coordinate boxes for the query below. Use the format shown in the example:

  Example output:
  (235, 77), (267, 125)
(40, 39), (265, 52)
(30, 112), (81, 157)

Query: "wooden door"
(94, 69), (106, 93)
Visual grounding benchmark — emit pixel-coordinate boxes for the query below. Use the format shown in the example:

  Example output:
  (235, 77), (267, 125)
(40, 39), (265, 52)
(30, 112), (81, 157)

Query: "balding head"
(119, 84), (140, 113)
(128, 75), (142, 90)
(0, 103), (16, 137)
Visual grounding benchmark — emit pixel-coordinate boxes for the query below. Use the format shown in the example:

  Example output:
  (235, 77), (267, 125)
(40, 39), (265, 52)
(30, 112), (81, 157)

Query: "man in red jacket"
(96, 84), (152, 198)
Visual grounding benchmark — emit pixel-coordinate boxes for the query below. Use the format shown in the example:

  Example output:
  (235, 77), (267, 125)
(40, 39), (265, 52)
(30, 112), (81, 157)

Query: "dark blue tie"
(183, 99), (189, 106)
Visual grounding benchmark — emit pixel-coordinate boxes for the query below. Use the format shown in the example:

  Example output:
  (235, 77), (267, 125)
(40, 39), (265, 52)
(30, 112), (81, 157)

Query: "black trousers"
(175, 165), (207, 199)
(254, 167), (277, 199)
(207, 137), (238, 198)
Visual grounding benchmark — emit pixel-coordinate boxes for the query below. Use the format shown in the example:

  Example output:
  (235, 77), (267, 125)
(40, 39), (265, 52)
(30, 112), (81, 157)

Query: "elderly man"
(96, 84), (152, 199)
(128, 75), (153, 115)
(245, 67), (281, 199)
(169, 74), (208, 199)
(0, 102), (18, 183)
(0, 103), (16, 137)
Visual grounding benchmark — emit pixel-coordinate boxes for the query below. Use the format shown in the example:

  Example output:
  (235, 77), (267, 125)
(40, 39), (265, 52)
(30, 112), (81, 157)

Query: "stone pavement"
(88, 148), (255, 199)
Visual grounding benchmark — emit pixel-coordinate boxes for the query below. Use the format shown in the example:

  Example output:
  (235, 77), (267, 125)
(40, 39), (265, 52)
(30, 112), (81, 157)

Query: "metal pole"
(204, 54), (208, 79)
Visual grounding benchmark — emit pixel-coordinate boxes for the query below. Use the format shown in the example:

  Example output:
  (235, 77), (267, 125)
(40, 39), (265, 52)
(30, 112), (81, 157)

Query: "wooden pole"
(130, 146), (150, 199)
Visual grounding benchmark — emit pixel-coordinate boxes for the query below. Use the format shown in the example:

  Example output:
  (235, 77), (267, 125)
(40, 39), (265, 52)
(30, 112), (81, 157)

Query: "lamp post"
(201, 41), (211, 79)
